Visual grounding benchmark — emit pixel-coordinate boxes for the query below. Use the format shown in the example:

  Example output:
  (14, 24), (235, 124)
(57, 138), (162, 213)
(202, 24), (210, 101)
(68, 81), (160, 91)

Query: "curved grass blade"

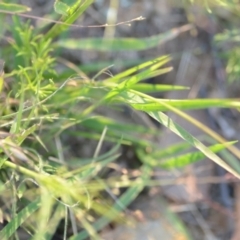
(116, 89), (240, 160)
(137, 141), (237, 169)
(119, 67), (173, 88)
(148, 110), (240, 178)
(69, 130), (153, 147)
(56, 24), (192, 51)
(80, 116), (155, 134)
(151, 142), (192, 159)
(104, 55), (170, 83)
(0, 198), (41, 240)
(113, 90), (240, 178)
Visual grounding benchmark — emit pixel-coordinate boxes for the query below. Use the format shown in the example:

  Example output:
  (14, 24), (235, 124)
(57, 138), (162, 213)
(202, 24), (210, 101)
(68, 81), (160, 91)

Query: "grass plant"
(0, 1), (239, 239)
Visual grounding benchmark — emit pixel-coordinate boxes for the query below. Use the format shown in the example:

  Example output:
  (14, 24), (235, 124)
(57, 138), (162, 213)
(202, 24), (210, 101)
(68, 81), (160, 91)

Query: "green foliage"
(186, 0), (240, 83)
(56, 24), (192, 51)
(54, 1), (70, 16)
(137, 141), (237, 169)
(0, 198), (41, 240)
(0, 3), (30, 13)
(0, 0), (239, 239)
(215, 29), (240, 83)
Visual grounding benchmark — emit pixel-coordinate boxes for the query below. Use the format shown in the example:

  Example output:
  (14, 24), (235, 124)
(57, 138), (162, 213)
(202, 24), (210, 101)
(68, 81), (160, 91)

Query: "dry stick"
(0, 10), (145, 28)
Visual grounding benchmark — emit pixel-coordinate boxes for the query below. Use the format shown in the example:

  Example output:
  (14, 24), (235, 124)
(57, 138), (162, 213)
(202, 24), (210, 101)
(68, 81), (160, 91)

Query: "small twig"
(0, 10), (145, 28)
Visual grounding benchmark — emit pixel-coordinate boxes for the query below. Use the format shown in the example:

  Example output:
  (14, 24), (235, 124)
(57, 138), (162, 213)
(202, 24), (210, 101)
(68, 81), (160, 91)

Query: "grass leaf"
(113, 89), (240, 178)
(54, 1), (70, 16)
(131, 83), (189, 93)
(0, 3), (31, 13)
(45, 0), (94, 40)
(56, 24), (193, 51)
(137, 141), (237, 169)
(130, 98), (240, 111)
(104, 55), (170, 83)
(119, 67), (173, 88)
(0, 198), (41, 240)
(148, 110), (240, 178)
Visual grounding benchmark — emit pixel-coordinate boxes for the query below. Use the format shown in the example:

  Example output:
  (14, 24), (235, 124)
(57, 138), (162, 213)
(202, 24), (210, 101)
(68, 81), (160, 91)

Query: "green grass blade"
(113, 90), (240, 178)
(104, 55), (170, 83)
(54, 0), (70, 16)
(81, 116), (156, 135)
(56, 24), (192, 51)
(148, 110), (240, 178)
(151, 142), (192, 159)
(0, 198), (41, 240)
(119, 67), (173, 88)
(137, 141), (237, 169)
(130, 98), (240, 111)
(54, 58), (156, 80)
(0, 3), (31, 13)
(17, 124), (37, 144)
(117, 90), (240, 111)
(69, 130), (153, 147)
(204, 137), (240, 173)
(131, 83), (189, 93)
